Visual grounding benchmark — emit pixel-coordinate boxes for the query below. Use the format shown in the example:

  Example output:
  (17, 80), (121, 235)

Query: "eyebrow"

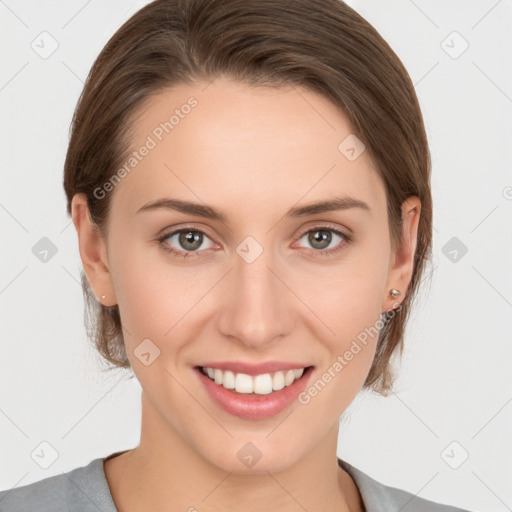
(136, 195), (370, 222)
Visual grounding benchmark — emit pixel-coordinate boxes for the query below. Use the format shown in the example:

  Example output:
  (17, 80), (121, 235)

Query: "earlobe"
(71, 194), (116, 306)
(382, 196), (421, 312)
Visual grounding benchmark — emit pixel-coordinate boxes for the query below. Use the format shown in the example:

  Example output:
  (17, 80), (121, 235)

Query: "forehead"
(111, 77), (386, 220)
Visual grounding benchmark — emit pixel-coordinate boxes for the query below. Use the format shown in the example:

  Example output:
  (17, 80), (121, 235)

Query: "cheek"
(108, 239), (177, 341)
(301, 274), (383, 413)
(109, 240), (215, 359)
(299, 250), (386, 377)
(304, 252), (385, 331)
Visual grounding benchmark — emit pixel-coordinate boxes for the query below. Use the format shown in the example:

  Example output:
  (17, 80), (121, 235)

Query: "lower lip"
(195, 366), (314, 420)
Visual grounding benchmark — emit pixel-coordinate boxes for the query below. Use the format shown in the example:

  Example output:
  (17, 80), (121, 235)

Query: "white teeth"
(284, 369), (295, 386)
(253, 374), (273, 395)
(201, 366), (307, 394)
(223, 370), (235, 389)
(214, 368), (223, 385)
(294, 368), (304, 379)
(234, 373), (254, 393)
(272, 371), (285, 391)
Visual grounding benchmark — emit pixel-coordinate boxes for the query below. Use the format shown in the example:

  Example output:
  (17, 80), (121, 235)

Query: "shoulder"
(0, 457), (117, 512)
(338, 458), (472, 512)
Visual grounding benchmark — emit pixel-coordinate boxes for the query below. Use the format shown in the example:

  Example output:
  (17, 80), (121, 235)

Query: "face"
(73, 76), (420, 474)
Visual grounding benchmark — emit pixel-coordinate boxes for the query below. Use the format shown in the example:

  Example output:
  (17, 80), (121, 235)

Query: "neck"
(104, 393), (364, 512)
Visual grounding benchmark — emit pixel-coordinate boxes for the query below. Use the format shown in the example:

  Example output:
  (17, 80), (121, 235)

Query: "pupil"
(310, 230), (330, 249)
(181, 231), (201, 250)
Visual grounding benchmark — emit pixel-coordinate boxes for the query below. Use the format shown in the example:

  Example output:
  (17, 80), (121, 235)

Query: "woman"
(0, 0), (471, 510)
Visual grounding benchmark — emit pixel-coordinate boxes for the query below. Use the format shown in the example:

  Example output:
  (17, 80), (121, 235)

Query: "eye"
(157, 224), (352, 260)
(295, 225), (351, 257)
(158, 228), (215, 259)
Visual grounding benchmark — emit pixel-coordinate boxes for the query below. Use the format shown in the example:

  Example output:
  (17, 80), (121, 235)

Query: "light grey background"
(1, 1), (511, 511)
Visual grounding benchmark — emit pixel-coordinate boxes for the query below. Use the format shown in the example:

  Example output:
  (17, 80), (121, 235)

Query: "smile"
(194, 365), (314, 420)
(200, 366), (306, 394)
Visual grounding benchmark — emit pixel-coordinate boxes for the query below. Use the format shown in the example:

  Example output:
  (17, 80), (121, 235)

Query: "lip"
(198, 361), (310, 376)
(195, 365), (314, 420)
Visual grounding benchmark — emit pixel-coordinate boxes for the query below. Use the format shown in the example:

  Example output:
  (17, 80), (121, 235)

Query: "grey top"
(0, 450), (471, 511)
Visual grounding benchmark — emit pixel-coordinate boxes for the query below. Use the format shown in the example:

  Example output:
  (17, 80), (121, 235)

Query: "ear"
(382, 196), (421, 312)
(71, 193), (116, 306)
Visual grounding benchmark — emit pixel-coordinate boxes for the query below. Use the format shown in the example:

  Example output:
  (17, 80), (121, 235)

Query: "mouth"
(194, 365), (314, 395)
(194, 364), (315, 420)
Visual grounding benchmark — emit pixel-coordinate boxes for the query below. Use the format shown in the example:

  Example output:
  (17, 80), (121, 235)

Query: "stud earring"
(389, 288), (400, 298)
(101, 295), (106, 300)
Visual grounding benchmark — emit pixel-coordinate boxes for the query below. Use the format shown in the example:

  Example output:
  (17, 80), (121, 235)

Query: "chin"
(201, 439), (304, 475)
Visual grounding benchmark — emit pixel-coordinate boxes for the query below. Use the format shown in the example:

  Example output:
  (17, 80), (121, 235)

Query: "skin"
(72, 76), (421, 512)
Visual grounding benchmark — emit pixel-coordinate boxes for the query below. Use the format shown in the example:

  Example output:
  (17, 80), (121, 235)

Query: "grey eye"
(298, 229), (344, 251)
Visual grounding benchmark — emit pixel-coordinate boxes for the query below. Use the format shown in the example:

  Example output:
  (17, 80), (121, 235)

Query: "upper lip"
(197, 361), (312, 376)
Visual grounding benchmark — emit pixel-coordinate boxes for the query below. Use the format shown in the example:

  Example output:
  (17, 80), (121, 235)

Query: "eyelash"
(157, 224), (352, 260)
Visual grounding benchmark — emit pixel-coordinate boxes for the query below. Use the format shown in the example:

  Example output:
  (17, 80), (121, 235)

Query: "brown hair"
(63, 0), (433, 396)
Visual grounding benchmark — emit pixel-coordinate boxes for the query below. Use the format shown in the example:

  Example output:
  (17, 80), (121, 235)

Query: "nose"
(216, 247), (295, 350)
